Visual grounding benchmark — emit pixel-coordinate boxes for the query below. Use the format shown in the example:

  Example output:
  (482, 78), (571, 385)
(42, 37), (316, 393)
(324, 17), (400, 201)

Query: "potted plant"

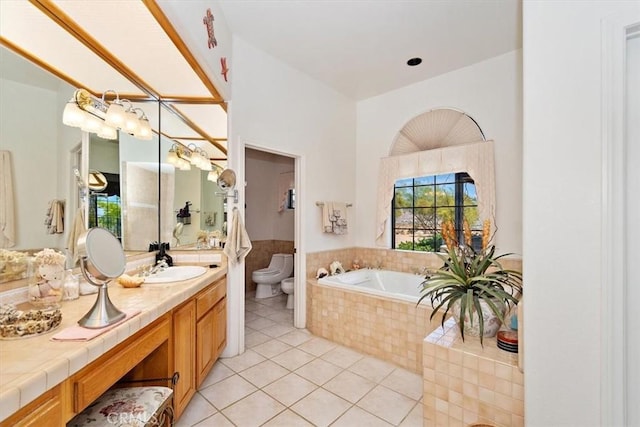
(418, 219), (522, 344)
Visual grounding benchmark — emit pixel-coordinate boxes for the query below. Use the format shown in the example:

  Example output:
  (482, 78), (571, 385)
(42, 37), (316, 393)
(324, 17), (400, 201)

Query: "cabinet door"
(214, 297), (227, 360)
(173, 300), (196, 419)
(0, 386), (61, 427)
(196, 308), (216, 388)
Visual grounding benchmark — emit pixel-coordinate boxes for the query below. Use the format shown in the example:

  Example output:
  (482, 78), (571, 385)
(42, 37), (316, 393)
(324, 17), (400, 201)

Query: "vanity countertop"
(0, 265), (227, 422)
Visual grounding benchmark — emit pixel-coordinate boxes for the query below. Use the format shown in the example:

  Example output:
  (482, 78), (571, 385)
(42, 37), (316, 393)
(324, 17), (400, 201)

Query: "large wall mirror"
(0, 1), (228, 287)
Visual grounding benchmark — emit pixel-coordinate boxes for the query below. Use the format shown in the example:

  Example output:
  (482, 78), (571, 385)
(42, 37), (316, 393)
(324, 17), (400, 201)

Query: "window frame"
(391, 172), (479, 252)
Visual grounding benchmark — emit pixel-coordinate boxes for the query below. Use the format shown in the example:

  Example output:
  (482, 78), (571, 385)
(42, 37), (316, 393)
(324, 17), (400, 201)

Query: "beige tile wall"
(423, 318), (524, 427)
(306, 247), (522, 280)
(245, 240), (294, 291)
(307, 279), (444, 373)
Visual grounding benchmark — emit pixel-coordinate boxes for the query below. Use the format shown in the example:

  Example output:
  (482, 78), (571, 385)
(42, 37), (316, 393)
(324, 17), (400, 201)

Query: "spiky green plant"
(418, 244), (522, 345)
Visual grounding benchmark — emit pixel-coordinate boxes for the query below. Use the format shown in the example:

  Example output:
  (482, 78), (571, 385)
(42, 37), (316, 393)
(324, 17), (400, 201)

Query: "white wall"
(355, 50), (523, 254)
(523, 2), (639, 425)
(230, 36), (357, 252)
(245, 149), (294, 242)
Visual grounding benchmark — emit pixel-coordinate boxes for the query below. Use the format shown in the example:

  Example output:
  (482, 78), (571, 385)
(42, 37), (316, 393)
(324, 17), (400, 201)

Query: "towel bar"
(316, 202), (352, 207)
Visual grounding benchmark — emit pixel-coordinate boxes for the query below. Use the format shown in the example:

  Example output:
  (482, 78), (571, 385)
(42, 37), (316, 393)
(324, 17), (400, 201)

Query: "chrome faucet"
(150, 259), (169, 275)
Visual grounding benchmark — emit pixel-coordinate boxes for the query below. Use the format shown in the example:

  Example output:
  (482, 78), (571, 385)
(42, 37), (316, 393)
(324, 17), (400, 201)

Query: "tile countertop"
(0, 265), (227, 422)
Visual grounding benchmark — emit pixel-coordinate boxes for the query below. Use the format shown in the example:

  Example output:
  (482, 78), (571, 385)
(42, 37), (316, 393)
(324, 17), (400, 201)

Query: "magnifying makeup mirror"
(88, 170), (108, 192)
(217, 169), (236, 191)
(77, 227), (126, 328)
(216, 169), (239, 203)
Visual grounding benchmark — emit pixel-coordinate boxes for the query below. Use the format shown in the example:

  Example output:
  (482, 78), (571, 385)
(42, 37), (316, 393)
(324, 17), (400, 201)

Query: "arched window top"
(389, 108), (485, 156)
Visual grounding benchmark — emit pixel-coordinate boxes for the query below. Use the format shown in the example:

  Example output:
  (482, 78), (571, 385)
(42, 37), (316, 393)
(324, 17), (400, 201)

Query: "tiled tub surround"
(307, 278), (444, 374)
(423, 318), (524, 427)
(245, 240), (294, 291)
(305, 248), (521, 373)
(0, 264), (227, 422)
(306, 247), (522, 279)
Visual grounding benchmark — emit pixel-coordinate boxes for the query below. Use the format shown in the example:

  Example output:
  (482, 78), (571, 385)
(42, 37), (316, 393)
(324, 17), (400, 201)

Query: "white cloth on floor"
(67, 207), (87, 265)
(0, 151), (16, 247)
(223, 208), (252, 265)
(321, 201), (348, 234)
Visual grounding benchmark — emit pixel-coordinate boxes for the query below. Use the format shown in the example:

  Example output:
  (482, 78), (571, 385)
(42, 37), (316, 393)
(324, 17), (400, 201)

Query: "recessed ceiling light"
(407, 57), (422, 66)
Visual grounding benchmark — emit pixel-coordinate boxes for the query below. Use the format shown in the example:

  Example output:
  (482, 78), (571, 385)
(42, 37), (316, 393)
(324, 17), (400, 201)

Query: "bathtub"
(309, 268), (441, 373)
(317, 269), (423, 303)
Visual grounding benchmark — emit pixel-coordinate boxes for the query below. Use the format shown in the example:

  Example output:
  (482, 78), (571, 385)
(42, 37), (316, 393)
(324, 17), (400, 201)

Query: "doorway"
(243, 147), (300, 344)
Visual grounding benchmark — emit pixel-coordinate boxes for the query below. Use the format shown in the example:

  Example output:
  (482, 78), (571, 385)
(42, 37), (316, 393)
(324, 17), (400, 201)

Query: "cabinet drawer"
(196, 277), (226, 319)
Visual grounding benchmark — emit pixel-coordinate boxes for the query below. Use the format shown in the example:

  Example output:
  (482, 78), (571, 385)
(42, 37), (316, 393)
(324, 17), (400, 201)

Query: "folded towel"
(223, 208), (252, 265)
(0, 151), (16, 248)
(50, 310), (141, 341)
(321, 201), (348, 234)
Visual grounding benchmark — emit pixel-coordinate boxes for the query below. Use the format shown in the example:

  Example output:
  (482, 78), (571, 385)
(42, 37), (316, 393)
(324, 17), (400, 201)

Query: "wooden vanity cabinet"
(172, 299), (196, 419)
(0, 385), (62, 427)
(195, 276), (227, 388)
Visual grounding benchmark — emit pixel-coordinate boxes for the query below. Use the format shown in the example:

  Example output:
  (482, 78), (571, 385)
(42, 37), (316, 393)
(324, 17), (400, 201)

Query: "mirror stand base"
(78, 284), (126, 328)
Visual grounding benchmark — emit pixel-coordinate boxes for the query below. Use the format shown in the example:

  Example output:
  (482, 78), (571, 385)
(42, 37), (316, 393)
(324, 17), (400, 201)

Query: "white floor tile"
(348, 356), (396, 383)
(294, 358), (343, 386)
(261, 409), (314, 426)
(199, 374), (257, 410)
(271, 348), (316, 371)
(221, 390), (285, 427)
(296, 337), (337, 357)
(277, 329), (313, 347)
(220, 349), (266, 372)
(331, 405), (394, 427)
(323, 370), (376, 403)
(290, 388), (351, 427)
(239, 359), (290, 388)
(199, 361), (234, 389)
(246, 316), (276, 331)
(357, 385), (417, 425)
(320, 345), (364, 369)
(398, 401), (424, 427)
(245, 330), (272, 348)
(261, 323), (296, 338)
(175, 393), (217, 427)
(193, 412), (235, 426)
(381, 368), (424, 401)
(252, 339), (292, 358)
(263, 373), (317, 407)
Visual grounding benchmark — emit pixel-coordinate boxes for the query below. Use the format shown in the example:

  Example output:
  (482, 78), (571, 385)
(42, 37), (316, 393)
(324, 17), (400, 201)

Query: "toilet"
(281, 277), (294, 309)
(252, 254), (293, 299)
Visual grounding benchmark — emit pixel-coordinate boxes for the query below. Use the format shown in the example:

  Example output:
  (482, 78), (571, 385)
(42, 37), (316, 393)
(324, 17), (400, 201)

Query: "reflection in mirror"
(159, 135), (226, 249)
(0, 45), (81, 260)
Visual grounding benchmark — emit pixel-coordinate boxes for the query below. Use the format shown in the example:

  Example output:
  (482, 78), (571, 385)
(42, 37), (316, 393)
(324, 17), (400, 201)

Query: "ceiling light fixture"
(167, 143), (214, 172)
(62, 88), (152, 141)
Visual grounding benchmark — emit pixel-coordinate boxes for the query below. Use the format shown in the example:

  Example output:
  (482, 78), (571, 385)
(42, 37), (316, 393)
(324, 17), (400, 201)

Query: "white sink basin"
(143, 266), (207, 284)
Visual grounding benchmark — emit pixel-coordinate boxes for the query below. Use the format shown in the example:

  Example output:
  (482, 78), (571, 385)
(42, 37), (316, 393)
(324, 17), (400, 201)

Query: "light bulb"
(124, 109), (139, 134)
(135, 117), (152, 140)
(62, 101), (85, 127)
(98, 124), (118, 140)
(105, 101), (126, 128)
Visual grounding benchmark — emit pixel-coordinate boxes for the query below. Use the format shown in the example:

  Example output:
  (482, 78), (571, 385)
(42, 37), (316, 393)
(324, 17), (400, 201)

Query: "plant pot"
(452, 299), (504, 338)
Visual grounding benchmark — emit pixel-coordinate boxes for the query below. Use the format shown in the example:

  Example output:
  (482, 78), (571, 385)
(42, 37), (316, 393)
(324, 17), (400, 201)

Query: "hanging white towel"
(67, 207), (87, 265)
(223, 208), (252, 265)
(0, 151), (16, 248)
(45, 200), (65, 234)
(321, 201), (348, 234)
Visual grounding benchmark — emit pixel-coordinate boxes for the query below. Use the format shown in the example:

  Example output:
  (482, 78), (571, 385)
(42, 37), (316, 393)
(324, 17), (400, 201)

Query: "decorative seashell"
(117, 274), (145, 288)
(329, 261), (345, 276)
(315, 267), (329, 279)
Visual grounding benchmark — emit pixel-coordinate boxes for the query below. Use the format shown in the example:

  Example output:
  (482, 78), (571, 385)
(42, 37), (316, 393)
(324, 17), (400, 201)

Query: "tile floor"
(176, 291), (424, 427)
